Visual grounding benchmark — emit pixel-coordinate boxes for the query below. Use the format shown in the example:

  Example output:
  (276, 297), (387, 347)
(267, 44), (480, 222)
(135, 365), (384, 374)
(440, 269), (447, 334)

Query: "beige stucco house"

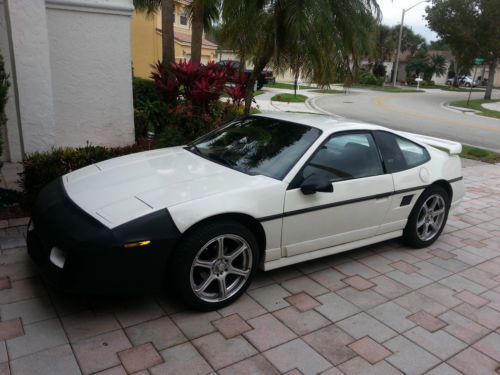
(131, 0), (218, 79)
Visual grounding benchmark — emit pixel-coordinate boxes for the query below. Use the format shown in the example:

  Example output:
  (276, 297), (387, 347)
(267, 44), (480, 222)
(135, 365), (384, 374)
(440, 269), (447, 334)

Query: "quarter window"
(396, 136), (430, 168)
(302, 133), (384, 183)
(374, 131), (430, 172)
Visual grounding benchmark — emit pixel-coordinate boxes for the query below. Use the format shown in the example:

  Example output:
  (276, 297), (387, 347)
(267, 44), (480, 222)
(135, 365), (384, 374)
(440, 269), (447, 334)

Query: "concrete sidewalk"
(1, 162), (500, 374)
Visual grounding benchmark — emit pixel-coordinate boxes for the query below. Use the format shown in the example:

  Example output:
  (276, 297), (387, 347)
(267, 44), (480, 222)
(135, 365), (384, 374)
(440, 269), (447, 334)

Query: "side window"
(374, 131), (429, 172)
(302, 133), (384, 182)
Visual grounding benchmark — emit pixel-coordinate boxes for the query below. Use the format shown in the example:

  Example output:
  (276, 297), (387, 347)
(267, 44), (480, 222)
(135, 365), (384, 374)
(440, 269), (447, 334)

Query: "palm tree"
(188, 0), (221, 65)
(219, 0), (380, 115)
(133, 0), (175, 64)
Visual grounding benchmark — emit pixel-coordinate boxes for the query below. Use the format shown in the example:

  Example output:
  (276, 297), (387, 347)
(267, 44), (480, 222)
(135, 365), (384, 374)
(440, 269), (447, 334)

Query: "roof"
(174, 31), (217, 48)
(252, 112), (386, 133)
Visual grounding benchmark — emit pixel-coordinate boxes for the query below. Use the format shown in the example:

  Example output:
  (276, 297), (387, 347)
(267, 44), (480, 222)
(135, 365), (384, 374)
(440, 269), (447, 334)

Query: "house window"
(180, 9), (188, 25)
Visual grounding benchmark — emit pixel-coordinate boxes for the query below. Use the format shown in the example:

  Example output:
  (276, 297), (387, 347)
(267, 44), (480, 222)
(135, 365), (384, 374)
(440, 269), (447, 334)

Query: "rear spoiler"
(397, 131), (462, 155)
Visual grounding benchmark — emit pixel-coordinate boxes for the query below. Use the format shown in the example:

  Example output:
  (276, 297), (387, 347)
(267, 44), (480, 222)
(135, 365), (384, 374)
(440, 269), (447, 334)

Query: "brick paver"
(1, 162), (500, 374)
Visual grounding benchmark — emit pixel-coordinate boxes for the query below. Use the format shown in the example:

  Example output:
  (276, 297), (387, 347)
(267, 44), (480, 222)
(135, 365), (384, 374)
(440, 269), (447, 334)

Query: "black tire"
(402, 185), (450, 248)
(170, 220), (259, 311)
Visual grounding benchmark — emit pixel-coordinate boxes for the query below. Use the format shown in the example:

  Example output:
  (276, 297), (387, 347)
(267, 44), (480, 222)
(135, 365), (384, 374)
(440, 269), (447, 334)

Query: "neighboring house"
(131, 0), (218, 79)
(0, 0), (135, 163)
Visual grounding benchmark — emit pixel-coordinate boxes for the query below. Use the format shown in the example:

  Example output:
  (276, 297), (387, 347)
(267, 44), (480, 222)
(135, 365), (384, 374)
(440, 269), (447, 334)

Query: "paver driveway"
(1, 163), (500, 375)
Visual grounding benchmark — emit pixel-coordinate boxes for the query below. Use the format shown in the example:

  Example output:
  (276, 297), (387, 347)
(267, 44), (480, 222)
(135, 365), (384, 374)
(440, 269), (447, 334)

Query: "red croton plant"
(149, 59), (250, 145)
(151, 59), (247, 111)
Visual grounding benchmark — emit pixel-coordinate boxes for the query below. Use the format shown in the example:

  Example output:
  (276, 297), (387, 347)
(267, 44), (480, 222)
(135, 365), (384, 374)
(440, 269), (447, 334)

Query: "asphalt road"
(310, 88), (500, 151)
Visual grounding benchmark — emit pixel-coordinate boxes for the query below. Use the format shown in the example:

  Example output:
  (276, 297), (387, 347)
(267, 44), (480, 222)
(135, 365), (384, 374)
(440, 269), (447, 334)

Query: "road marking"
(373, 96), (500, 133)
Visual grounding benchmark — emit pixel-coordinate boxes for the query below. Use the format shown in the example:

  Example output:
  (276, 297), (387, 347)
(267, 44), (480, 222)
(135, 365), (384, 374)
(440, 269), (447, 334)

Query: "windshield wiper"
(188, 144), (202, 154)
(208, 153), (237, 168)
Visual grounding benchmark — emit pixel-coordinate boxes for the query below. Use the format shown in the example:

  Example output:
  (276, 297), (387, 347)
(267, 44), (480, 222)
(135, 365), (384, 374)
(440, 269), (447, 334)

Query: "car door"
(281, 131), (394, 257)
(373, 131), (432, 234)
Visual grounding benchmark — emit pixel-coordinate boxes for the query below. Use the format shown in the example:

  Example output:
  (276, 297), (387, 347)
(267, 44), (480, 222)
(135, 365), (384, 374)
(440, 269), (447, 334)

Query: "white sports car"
(28, 113), (464, 310)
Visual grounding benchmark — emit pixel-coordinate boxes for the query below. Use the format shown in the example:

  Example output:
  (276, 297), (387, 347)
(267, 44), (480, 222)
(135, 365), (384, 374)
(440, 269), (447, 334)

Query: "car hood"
(63, 147), (277, 228)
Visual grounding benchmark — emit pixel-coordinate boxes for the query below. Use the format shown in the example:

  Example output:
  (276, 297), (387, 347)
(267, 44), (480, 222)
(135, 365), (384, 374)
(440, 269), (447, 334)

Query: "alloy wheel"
(189, 234), (253, 303)
(416, 194), (446, 241)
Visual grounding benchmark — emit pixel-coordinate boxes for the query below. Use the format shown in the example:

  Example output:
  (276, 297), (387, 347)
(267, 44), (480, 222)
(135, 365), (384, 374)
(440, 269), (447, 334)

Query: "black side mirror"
(300, 174), (334, 195)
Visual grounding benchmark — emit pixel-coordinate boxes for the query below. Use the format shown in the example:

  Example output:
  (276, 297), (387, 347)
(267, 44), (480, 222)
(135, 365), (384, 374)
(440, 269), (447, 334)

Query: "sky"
(377, 0), (438, 42)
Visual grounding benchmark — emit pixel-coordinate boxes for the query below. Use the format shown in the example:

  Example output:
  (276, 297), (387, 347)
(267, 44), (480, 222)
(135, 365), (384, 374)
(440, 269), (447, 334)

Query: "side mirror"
(300, 174), (334, 195)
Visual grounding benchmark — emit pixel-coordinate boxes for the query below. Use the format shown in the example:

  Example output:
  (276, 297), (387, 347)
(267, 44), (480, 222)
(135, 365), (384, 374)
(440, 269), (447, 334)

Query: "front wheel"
(170, 220), (259, 310)
(402, 186), (450, 248)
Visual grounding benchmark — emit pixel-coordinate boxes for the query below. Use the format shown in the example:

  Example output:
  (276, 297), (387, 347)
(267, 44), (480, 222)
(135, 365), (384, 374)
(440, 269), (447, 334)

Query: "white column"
(45, 0), (135, 148)
(4, 0), (56, 155)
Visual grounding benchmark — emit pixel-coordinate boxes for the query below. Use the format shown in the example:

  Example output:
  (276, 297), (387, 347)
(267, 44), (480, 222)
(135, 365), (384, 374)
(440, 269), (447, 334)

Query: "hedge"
(20, 143), (148, 202)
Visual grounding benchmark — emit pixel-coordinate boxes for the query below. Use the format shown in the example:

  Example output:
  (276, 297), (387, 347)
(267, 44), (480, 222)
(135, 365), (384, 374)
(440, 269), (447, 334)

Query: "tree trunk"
(484, 59), (497, 100)
(244, 56), (270, 115)
(191, 0), (204, 65)
(161, 0), (176, 65)
(239, 53), (245, 76)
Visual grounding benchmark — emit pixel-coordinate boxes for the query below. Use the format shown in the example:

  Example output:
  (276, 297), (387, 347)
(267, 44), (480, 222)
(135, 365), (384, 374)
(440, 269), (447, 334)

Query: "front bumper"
(27, 178), (181, 294)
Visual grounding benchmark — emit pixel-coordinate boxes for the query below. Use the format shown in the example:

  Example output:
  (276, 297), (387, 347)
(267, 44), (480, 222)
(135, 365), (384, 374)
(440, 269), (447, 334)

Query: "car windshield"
(187, 116), (322, 180)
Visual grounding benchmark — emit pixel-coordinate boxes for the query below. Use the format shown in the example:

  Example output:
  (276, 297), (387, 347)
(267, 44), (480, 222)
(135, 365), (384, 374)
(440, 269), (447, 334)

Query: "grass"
(449, 99), (500, 119)
(435, 144), (500, 163)
(271, 93), (308, 103)
(350, 84), (422, 93)
(220, 90), (263, 98)
(439, 86), (484, 92)
(309, 89), (344, 94)
(460, 145), (500, 163)
(421, 84), (485, 92)
(266, 82), (315, 90)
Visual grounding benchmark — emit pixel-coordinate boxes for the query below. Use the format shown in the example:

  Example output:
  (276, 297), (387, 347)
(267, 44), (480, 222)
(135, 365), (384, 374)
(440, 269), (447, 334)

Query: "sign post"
(467, 57), (485, 105)
(415, 75), (423, 90)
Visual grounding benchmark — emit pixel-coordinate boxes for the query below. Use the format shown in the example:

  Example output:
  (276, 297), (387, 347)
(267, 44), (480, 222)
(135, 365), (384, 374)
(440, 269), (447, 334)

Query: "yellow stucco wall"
(131, 7), (218, 79)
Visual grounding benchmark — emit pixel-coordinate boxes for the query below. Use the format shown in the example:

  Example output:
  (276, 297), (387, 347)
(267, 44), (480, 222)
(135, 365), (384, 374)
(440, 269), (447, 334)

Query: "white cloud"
(378, 0), (438, 42)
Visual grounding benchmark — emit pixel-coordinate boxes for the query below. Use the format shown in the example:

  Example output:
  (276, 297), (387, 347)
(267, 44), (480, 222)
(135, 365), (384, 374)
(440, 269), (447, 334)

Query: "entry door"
(282, 132), (394, 257)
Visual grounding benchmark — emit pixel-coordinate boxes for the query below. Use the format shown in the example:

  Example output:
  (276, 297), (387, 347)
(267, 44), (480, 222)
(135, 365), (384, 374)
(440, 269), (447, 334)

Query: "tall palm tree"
(219, 0), (380, 115)
(188, 0), (221, 65)
(133, 0), (176, 64)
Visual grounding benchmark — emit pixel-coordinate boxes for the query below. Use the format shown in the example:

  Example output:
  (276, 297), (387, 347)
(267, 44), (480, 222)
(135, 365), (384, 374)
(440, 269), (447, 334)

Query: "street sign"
(473, 57), (485, 65)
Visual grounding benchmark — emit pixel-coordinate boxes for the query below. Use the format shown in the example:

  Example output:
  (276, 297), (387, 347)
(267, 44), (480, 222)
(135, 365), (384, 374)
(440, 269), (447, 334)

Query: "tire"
(402, 185), (450, 248)
(170, 220), (259, 311)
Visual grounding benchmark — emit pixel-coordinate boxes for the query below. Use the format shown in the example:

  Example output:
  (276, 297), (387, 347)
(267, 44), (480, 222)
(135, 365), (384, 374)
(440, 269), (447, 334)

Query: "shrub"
(420, 80), (435, 87)
(0, 53), (10, 170)
(133, 77), (164, 139)
(372, 63), (387, 78)
(359, 72), (383, 86)
(133, 77), (160, 108)
(20, 143), (147, 202)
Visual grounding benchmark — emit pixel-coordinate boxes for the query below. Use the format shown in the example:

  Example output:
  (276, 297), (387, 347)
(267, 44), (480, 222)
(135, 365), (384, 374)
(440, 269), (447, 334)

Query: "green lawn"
(424, 85), (485, 92)
(309, 89), (344, 94)
(435, 143), (500, 163)
(460, 145), (500, 163)
(350, 84), (423, 93)
(221, 90), (264, 98)
(266, 82), (315, 90)
(271, 93), (308, 103)
(449, 99), (500, 119)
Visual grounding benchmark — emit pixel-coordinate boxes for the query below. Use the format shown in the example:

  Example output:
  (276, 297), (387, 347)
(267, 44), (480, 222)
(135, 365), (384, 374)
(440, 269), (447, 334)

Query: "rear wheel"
(171, 220), (259, 310)
(402, 186), (450, 248)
